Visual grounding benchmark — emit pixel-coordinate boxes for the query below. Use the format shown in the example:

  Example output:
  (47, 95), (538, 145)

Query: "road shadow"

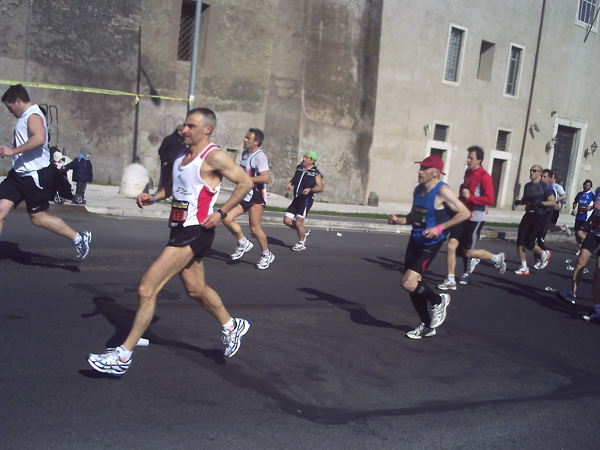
(0, 241), (80, 272)
(298, 287), (401, 330)
(362, 255), (404, 272)
(79, 296), (225, 379)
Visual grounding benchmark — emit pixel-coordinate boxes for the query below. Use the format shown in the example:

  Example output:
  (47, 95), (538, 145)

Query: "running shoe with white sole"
(406, 323), (436, 339)
(515, 266), (529, 275)
(292, 242), (306, 251)
(494, 252), (506, 275)
(556, 290), (576, 305)
(73, 230), (92, 260)
(467, 258), (481, 274)
(562, 225), (571, 237)
(429, 293), (450, 328)
(583, 311), (600, 322)
(458, 273), (472, 285)
(537, 250), (551, 270)
(222, 318), (250, 357)
(88, 346), (131, 377)
(231, 240), (254, 260)
(304, 229), (311, 243)
(437, 277), (457, 291)
(256, 251), (275, 270)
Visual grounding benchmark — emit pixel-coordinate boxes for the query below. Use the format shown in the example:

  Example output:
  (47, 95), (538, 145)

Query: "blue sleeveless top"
(410, 181), (452, 245)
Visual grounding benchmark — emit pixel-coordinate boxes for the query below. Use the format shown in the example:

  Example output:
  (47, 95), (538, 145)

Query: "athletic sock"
(491, 254), (499, 263)
(262, 250), (270, 256)
(521, 261), (528, 269)
(72, 233), (82, 244)
(238, 238), (247, 247)
(117, 345), (132, 362)
(447, 274), (455, 282)
(222, 318), (235, 333)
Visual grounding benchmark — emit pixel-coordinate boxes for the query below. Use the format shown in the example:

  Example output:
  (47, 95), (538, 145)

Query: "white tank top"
(13, 104), (50, 175)
(170, 144), (221, 228)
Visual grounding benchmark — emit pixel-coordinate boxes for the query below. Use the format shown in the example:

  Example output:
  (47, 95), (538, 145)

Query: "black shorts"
(405, 238), (444, 275)
(448, 220), (484, 250)
(581, 232), (600, 257)
(575, 220), (588, 231)
(167, 225), (215, 258)
(517, 213), (547, 249)
(240, 189), (266, 212)
(0, 167), (54, 213)
(285, 196), (314, 219)
(550, 210), (560, 226)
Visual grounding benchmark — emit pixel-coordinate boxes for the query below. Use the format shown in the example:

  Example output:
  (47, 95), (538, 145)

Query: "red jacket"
(459, 166), (495, 220)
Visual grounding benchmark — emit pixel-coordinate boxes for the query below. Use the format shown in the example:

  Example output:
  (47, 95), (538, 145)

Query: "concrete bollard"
(120, 163), (150, 197)
(368, 191), (379, 207)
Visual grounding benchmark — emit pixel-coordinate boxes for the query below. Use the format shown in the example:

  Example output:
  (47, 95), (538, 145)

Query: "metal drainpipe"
(187, 2), (203, 111)
(512, 0), (546, 209)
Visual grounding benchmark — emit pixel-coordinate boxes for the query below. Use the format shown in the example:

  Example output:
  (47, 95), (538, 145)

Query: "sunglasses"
(530, 169), (540, 173)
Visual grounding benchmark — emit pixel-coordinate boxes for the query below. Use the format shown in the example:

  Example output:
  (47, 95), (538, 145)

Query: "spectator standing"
(64, 146), (93, 204)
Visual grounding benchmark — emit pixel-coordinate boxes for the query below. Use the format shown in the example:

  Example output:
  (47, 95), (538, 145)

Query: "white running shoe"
(537, 250), (551, 270)
(467, 258), (481, 274)
(437, 277), (457, 291)
(406, 323), (436, 339)
(88, 346), (131, 376)
(222, 318), (250, 357)
(74, 230), (92, 260)
(257, 251), (275, 270)
(429, 293), (450, 328)
(231, 240), (254, 260)
(292, 242), (306, 252)
(514, 266), (530, 275)
(494, 252), (506, 275)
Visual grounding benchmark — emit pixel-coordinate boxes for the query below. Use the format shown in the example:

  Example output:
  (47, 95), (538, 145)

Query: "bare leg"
(180, 258), (231, 324)
(248, 204), (268, 252)
(29, 211), (78, 241)
(122, 246), (194, 351)
(571, 248), (592, 295)
(222, 204), (246, 241)
(445, 238), (458, 276)
(0, 198), (15, 236)
(295, 217), (307, 242)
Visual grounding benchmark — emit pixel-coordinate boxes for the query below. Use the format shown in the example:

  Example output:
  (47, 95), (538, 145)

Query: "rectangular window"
(505, 44), (524, 97)
(433, 124), (449, 142)
(496, 130), (511, 151)
(578, 0), (597, 24)
(444, 26), (466, 83)
(178, 1), (209, 62)
(477, 41), (495, 81)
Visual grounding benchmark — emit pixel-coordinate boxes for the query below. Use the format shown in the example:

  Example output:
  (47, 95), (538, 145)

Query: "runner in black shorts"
(88, 108), (254, 377)
(0, 84), (91, 260)
(284, 150), (323, 251)
(513, 165), (555, 275)
(388, 155), (469, 340)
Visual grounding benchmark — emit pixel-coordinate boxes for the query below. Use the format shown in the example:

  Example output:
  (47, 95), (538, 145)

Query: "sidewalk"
(1, 176), (575, 242)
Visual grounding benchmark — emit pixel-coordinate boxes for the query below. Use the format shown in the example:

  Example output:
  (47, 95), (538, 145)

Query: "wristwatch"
(217, 209), (227, 219)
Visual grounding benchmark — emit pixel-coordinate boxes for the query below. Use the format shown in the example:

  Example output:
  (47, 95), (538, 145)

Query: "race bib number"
(169, 200), (189, 228)
(525, 203), (539, 213)
(411, 205), (427, 228)
(578, 205), (588, 215)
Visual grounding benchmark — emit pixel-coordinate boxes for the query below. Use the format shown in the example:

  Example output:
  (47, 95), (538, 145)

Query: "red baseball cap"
(415, 155), (446, 175)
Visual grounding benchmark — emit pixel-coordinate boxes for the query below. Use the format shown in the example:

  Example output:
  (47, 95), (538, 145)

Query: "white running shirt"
(170, 144), (221, 227)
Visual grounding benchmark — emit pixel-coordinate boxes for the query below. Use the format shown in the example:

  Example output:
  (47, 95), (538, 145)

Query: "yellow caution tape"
(0, 79), (190, 104)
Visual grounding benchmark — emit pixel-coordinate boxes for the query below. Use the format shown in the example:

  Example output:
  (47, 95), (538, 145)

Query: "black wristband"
(217, 209), (227, 219)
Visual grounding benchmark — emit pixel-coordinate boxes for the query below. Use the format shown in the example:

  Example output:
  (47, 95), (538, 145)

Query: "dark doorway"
(491, 159), (504, 207)
(552, 126), (578, 188)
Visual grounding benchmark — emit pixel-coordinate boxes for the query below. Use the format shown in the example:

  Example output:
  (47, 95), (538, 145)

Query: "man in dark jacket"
(65, 146), (93, 204)
(158, 125), (186, 189)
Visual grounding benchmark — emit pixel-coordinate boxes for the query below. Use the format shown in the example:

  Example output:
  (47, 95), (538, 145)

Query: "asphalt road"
(1, 208), (598, 449)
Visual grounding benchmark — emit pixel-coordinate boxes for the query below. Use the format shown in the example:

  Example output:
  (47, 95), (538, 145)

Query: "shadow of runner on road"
(0, 241), (80, 272)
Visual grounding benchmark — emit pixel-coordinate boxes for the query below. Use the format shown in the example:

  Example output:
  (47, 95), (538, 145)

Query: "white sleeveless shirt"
(13, 104), (50, 175)
(170, 144), (221, 228)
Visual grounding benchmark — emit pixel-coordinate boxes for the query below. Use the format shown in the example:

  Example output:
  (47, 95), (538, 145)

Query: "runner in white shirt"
(0, 84), (91, 259)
